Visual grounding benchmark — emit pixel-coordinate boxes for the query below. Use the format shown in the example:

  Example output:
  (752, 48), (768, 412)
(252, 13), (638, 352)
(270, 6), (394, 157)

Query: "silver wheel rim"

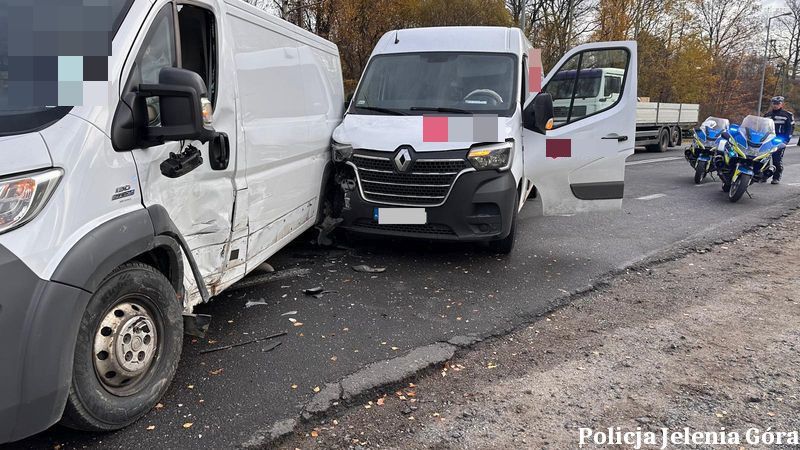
(93, 300), (159, 396)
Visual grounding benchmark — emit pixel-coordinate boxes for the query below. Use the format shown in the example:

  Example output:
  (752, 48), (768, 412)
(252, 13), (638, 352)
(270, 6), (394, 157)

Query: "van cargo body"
(0, 0), (343, 443)
(331, 27), (639, 253)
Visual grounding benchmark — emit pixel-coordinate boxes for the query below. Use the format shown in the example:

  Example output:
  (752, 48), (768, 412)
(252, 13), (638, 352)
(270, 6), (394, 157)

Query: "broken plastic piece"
(304, 287), (338, 299)
(183, 314), (212, 338)
(352, 265), (386, 273)
(245, 299), (269, 308)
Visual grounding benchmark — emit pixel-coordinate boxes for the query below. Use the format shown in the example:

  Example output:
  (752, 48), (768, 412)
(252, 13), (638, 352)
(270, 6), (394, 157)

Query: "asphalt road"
(10, 146), (800, 449)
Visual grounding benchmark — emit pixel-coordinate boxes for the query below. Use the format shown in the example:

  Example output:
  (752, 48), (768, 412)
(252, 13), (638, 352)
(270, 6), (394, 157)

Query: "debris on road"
(182, 314), (212, 338)
(199, 331), (287, 354)
(245, 299), (269, 308)
(261, 341), (282, 353)
(230, 268), (312, 291)
(352, 264), (386, 273)
(304, 287), (338, 298)
(281, 311), (298, 316)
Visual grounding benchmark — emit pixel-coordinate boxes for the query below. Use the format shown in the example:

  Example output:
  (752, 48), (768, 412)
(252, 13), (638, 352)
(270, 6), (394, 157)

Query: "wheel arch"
(51, 207), (208, 303)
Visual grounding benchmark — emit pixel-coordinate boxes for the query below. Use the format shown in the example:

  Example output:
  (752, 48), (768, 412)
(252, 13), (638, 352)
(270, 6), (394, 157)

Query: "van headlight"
(0, 168), (63, 235)
(467, 142), (513, 171)
(331, 140), (354, 162)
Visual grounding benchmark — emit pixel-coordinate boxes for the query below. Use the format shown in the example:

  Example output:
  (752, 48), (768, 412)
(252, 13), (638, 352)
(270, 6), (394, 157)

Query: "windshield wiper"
(354, 106), (407, 116)
(410, 106), (472, 114)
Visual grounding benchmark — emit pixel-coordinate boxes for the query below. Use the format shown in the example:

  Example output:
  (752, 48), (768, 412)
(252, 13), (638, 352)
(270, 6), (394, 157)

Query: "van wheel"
(60, 262), (183, 431)
(489, 195), (519, 254)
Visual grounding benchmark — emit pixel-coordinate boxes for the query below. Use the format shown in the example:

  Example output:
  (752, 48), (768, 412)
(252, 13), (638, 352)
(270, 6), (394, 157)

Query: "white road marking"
(636, 193), (667, 200)
(626, 156), (684, 166)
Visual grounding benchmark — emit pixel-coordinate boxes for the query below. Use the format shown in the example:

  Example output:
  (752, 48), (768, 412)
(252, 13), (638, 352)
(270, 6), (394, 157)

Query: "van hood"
(0, 133), (52, 176)
(333, 114), (514, 152)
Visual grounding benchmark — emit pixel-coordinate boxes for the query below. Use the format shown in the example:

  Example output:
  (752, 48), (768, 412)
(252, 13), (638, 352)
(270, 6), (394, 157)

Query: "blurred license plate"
(375, 208), (427, 225)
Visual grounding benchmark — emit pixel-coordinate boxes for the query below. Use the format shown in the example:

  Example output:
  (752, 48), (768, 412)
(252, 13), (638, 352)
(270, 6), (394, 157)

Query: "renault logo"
(394, 147), (413, 172)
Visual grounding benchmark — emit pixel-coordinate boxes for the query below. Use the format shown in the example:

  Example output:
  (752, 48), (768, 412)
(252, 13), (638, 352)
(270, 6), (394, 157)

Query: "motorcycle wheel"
(694, 162), (706, 184)
(729, 174), (751, 203)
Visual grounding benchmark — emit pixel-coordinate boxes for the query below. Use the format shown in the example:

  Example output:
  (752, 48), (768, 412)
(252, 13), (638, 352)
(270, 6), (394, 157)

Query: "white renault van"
(0, 0), (342, 443)
(330, 27), (637, 253)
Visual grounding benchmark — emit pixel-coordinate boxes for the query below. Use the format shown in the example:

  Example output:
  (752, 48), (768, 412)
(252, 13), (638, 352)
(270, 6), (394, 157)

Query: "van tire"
(489, 195), (519, 254)
(60, 262), (183, 432)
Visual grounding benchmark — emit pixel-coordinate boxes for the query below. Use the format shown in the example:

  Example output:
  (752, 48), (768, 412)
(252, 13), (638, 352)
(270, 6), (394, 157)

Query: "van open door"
(523, 41), (637, 215)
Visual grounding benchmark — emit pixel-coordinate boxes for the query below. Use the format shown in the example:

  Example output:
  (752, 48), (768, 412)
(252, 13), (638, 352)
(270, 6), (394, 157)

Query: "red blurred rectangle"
(546, 139), (571, 159)
(529, 48), (543, 92)
(423, 116), (448, 142)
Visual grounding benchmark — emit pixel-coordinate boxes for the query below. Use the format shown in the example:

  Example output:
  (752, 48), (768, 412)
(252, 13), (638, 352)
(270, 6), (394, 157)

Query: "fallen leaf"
(330, 356), (338, 361)
(391, 346), (400, 351)
(767, 412), (776, 417)
(487, 362), (498, 369)
(313, 386), (321, 393)
(188, 385), (194, 389)
(288, 318), (298, 323)
(293, 322), (304, 327)
(311, 430), (319, 438)
(291, 384), (298, 389)
(183, 422), (193, 429)
(146, 425), (156, 431)
(209, 368), (224, 376)
(377, 398), (385, 406)
(155, 403), (164, 409)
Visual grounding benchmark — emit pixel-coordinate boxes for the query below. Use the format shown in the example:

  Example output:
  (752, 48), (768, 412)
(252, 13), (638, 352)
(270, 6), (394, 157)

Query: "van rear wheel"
(60, 262), (183, 431)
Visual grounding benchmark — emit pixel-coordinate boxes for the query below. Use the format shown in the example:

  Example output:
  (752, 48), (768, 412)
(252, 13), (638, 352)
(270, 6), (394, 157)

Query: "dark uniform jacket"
(765, 108), (795, 140)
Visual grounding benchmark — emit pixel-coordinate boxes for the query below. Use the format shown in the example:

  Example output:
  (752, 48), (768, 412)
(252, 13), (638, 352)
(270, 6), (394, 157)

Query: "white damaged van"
(0, 0), (342, 442)
(330, 27), (637, 253)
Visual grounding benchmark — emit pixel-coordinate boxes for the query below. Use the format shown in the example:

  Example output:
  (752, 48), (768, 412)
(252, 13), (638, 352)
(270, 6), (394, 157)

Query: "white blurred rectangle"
(378, 208), (427, 225)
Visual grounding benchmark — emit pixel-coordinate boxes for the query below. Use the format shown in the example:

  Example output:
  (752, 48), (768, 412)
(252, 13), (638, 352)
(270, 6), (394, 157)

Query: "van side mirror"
(523, 93), (554, 134)
(112, 67), (218, 151)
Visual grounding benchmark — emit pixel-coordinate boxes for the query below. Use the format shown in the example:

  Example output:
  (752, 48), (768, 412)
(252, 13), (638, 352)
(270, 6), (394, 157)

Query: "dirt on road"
(280, 212), (800, 449)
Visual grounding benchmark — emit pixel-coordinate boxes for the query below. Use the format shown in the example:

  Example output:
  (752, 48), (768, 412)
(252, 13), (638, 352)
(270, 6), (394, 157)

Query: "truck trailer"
(636, 101), (700, 152)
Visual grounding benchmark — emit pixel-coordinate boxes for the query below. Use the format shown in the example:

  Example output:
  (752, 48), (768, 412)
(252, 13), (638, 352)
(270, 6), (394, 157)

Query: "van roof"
(372, 27), (528, 57)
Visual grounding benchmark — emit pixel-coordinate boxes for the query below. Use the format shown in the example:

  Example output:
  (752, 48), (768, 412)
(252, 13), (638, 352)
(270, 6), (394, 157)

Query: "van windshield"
(351, 52), (518, 117)
(0, 0), (133, 136)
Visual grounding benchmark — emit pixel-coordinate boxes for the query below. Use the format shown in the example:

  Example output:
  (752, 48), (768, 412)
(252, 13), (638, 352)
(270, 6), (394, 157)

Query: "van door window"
(177, 4), (217, 105)
(124, 4), (176, 125)
(543, 49), (629, 127)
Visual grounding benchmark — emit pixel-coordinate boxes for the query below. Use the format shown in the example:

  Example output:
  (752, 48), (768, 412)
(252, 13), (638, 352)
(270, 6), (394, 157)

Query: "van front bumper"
(340, 170), (517, 241)
(0, 245), (88, 444)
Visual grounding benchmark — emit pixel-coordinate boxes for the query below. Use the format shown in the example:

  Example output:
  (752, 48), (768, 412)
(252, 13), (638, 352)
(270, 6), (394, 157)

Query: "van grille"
(350, 150), (472, 207)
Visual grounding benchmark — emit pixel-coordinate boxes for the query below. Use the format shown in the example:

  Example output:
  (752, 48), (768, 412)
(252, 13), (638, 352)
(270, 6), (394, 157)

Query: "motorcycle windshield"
(702, 117), (729, 141)
(740, 115), (775, 146)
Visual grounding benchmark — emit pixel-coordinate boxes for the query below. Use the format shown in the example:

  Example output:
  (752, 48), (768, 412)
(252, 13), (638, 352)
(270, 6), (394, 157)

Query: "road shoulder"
(281, 212), (800, 449)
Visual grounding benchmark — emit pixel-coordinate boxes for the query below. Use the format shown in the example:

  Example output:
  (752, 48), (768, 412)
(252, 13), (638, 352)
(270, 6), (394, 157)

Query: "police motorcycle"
(716, 115), (786, 202)
(687, 117), (729, 184)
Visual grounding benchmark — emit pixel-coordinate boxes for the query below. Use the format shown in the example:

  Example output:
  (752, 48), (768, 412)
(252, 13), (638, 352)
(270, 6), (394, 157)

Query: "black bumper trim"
(570, 181), (625, 200)
(0, 245), (89, 444)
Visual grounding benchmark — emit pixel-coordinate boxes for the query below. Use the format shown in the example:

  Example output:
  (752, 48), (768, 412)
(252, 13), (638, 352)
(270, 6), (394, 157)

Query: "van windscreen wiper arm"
(410, 106), (472, 114)
(355, 106), (407, 116)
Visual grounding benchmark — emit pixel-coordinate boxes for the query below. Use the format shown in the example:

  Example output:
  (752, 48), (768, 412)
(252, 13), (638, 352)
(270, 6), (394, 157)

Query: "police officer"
(764, 96), (794, 184)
